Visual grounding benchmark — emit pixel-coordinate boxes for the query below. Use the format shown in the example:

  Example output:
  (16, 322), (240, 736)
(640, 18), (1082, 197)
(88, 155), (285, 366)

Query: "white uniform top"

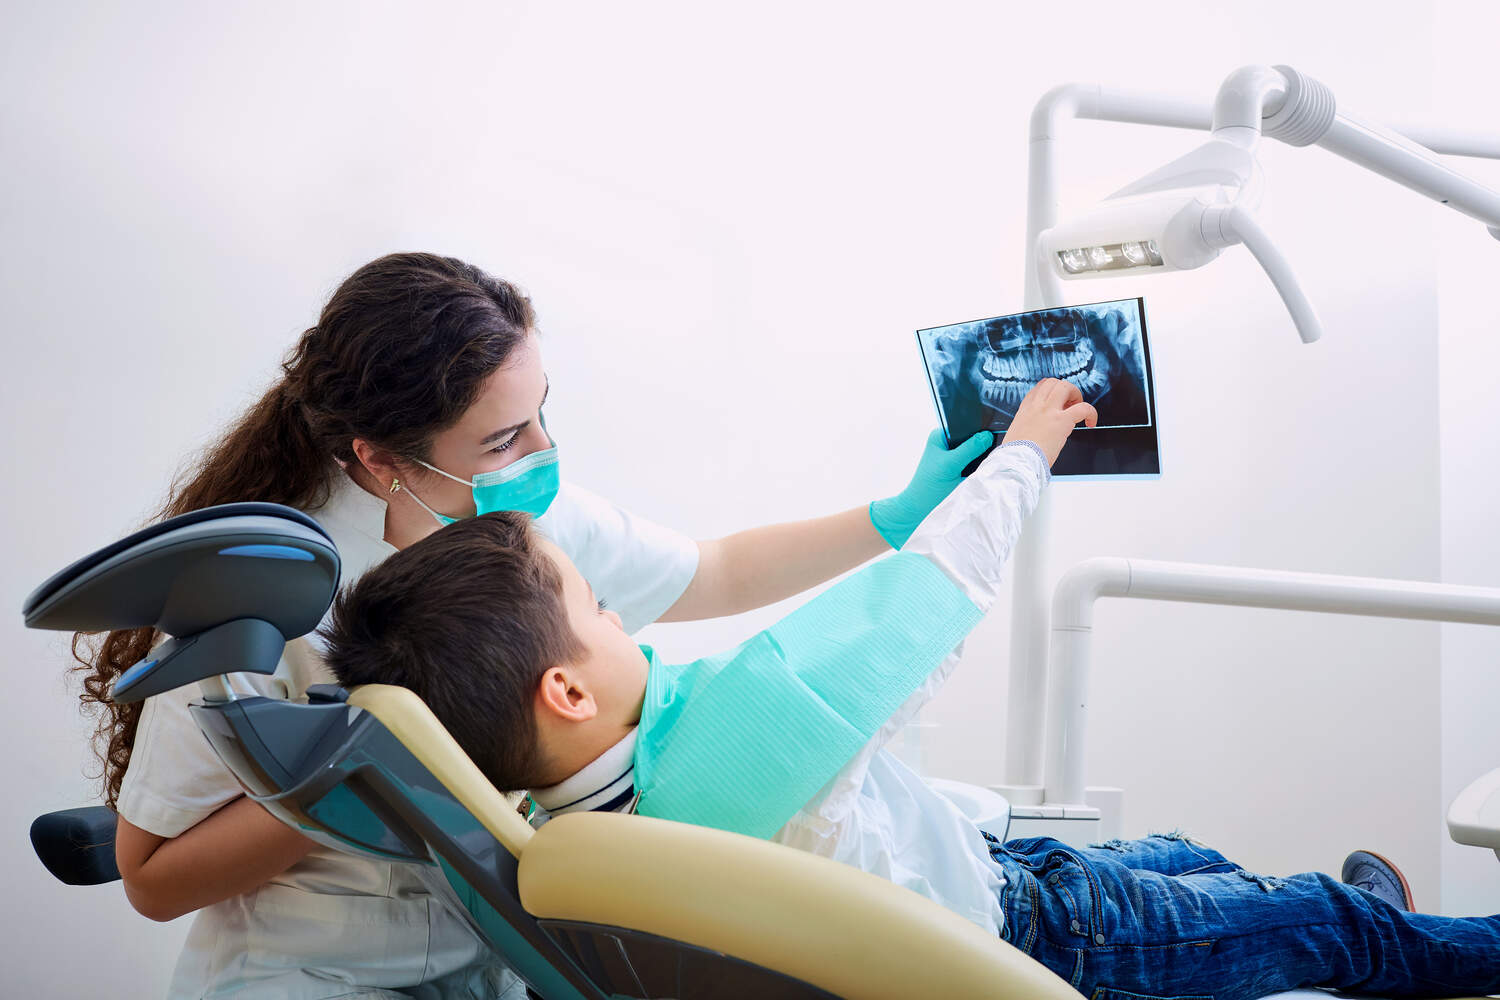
(531, 443), (1050, 939)
(116, 471), (699, 999)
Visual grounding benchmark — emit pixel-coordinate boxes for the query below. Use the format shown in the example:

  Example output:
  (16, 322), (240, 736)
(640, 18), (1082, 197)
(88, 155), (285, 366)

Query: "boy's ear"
(535, 666), (598, 724)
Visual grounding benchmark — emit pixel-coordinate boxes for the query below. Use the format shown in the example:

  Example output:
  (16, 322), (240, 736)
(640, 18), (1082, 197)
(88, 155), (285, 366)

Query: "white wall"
(1434, 4), (1500, 919)
(2, 1), (1493, 992)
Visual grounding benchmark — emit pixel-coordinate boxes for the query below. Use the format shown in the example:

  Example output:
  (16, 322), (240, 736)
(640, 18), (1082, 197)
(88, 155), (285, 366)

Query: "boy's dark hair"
(321, 512), (582, 791)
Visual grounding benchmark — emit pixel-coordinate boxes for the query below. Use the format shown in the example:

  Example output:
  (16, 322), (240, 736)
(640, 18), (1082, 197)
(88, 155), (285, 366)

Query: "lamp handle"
(1214, 204), (1324, 344)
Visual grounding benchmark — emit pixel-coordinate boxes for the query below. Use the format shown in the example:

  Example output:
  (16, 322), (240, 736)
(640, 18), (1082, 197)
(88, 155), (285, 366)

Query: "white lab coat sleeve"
(116, 681), (248, 838)
(117, 641), (315, 839)
(902, 440), (1049, 614)
(800, 442), (1049, 824)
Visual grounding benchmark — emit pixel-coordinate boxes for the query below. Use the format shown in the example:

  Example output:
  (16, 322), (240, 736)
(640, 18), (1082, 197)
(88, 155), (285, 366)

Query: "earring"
(389, 478), (401, 495)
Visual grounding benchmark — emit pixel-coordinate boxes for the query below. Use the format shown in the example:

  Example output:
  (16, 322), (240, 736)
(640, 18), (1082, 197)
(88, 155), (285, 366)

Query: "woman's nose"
(509, 420), (552, 461)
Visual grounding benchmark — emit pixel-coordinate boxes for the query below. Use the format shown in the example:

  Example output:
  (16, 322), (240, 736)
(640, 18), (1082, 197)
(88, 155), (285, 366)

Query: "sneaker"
(1341, 850), (1415, 911)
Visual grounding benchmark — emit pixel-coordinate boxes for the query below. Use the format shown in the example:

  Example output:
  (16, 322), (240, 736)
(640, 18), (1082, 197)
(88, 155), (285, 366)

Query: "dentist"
(77, 251), (992, 998)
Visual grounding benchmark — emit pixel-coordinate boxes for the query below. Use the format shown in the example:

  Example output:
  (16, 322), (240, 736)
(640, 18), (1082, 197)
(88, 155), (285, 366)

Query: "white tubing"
(1220, 204), (1324, 344)
(1042, 558), (1500, 807)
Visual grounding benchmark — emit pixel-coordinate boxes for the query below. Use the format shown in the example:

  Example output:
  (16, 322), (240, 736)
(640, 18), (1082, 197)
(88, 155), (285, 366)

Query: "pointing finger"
(1063, 401), (1099, 428)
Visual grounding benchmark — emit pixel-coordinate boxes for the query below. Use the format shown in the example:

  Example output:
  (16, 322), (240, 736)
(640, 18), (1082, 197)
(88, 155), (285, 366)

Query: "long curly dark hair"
(73, 252), (536, 808)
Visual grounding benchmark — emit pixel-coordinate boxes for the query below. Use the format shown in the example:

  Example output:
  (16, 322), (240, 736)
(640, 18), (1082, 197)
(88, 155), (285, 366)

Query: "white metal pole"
(1001, 86), (1072, 794)
(1043, 557), (1500, 807)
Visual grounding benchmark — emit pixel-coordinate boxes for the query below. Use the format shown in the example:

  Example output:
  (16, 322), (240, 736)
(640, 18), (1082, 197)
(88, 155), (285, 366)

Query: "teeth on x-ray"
(978, 339), (1105, 412)
(924, 301), (1151, 431)
(920, 298), (1158, 477)
(968, 307), (1118, 418)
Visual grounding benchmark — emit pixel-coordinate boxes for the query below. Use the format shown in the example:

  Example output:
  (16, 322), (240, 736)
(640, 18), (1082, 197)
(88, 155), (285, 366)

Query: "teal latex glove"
(869, 428), (995, 549)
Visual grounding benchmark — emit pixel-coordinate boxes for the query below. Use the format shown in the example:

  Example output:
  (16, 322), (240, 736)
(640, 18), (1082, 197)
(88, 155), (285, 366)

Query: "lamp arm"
(1261, 65), (1500, 231)
(1212, 204), (1324, 345)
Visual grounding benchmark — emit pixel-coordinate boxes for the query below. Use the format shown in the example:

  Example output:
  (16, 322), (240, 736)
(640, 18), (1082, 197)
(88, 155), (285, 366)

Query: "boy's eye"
(596, 597), (608, 612)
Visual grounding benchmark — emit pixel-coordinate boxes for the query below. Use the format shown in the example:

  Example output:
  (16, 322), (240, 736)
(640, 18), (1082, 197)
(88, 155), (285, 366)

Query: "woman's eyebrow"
(480, 420), (527, 445)
(479, 378), (550, 445)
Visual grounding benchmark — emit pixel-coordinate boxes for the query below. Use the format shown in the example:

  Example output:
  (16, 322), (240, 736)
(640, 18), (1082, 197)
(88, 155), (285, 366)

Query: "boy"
(323, 380), (1500, 1000)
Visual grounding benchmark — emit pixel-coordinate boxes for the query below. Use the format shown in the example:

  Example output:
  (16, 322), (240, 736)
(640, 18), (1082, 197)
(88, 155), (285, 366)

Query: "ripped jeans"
(983, 832), (1500, 1000)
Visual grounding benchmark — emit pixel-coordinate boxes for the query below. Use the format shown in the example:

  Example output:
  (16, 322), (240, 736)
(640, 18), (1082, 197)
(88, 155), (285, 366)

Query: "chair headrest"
(24, 501), (339, 640)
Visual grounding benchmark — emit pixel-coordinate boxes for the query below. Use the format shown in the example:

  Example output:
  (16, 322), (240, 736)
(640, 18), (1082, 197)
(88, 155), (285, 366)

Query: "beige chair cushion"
(520, 810), (1078, 1000)
(346, 684), (534, 857)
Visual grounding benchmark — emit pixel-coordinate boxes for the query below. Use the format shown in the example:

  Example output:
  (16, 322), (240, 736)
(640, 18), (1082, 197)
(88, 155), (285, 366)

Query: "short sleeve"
(116, 639), (330, 839)
(116, 680), (249, 838)
(534, 482), (699, 634)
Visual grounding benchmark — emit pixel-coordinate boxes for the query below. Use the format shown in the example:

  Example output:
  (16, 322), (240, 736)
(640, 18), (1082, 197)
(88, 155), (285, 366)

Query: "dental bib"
(633, 552), (983, 840)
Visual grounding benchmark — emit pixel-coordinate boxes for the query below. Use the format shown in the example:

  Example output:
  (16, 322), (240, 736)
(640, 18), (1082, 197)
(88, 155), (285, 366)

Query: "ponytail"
(73, 357), (335, 808)
(71, 252), (535, 808)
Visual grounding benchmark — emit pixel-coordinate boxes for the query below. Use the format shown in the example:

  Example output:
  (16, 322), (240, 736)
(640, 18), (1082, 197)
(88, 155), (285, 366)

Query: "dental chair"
(25, 504), (1493, 999)
(23, 502), (1074, 1000)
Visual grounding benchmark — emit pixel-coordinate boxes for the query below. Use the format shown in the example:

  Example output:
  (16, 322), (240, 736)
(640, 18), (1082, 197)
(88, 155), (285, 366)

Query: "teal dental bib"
(633, 552), (983, 840)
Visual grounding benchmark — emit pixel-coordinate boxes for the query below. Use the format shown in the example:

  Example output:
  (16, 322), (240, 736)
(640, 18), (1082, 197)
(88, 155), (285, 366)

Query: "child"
(323, 379), (1500, 1000)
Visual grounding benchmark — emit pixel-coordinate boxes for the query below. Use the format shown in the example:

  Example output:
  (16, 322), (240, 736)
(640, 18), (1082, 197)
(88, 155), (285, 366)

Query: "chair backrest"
(348, 683), (1080, 1000)
(191, 685), (611, 1000)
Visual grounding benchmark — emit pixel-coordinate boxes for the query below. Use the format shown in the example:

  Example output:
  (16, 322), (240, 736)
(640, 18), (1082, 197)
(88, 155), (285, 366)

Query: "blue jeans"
(984, 832), (1500, 1000)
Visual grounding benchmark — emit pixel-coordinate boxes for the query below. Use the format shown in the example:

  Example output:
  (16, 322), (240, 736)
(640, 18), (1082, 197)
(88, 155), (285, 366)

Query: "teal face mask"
(403, 442), (561, 525)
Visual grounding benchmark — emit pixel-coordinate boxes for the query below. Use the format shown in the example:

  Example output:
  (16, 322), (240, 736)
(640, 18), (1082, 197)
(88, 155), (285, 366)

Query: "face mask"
(400, 440), (561, 525)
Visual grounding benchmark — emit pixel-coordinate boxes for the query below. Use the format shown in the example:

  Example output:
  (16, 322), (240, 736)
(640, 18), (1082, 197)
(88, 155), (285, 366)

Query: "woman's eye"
(490, 434), (519, 454)
(596, 597), (608, 612)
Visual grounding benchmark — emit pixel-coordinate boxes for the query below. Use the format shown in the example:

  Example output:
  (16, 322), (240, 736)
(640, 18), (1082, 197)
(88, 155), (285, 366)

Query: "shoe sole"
(1344, 849), (1415, 911)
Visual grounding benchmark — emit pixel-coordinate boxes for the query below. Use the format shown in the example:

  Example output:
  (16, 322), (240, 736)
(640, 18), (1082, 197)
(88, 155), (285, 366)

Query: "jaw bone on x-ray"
(917, 298), (1160, 479)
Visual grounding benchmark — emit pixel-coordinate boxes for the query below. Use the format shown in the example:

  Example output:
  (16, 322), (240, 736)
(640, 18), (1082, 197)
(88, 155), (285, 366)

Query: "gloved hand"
(869, 428), (994, 549)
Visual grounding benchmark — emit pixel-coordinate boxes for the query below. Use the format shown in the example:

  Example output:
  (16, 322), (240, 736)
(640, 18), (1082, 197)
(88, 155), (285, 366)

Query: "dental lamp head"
(1038, 68), (1325, 345)
(1039, 184), (1236, 279)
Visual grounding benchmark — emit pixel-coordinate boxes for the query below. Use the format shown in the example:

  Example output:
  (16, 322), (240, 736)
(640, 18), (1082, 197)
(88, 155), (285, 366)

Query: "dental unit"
(24, 64), (1500, 999)
(995, 64), (1500, 851)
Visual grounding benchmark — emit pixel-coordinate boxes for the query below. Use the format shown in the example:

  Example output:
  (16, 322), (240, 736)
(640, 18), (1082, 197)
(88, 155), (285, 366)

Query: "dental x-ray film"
(917, 297), (1161, 479)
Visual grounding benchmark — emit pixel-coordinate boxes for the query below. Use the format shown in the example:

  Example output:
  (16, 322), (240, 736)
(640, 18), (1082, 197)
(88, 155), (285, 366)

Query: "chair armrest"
(31, 806), (121, 886)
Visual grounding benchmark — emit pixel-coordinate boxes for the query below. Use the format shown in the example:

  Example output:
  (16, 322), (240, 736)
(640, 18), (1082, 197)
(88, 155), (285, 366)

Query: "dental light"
(994, 66), (1500, 838)
(1034, 65), (1500, 345)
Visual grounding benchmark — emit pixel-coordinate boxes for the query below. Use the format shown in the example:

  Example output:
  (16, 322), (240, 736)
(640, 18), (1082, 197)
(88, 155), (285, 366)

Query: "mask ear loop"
(416, 458), (474, 487)
(390, 467), (460, 526)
